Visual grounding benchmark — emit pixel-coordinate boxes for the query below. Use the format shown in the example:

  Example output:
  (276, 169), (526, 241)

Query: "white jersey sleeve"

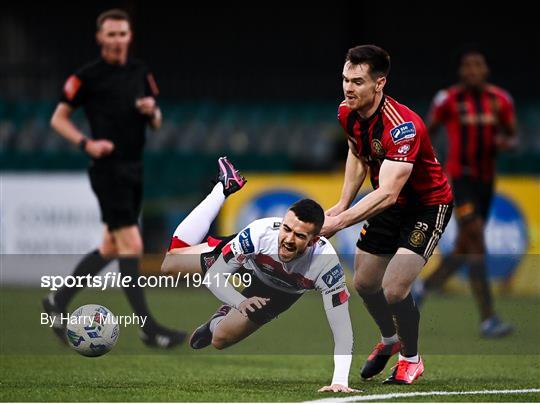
(313, 241), (350, 310)
(205, 254), (246, 309)
(325, 302), (353, 386)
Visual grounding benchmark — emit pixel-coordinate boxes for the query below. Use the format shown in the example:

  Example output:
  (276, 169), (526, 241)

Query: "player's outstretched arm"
(322, 159), (412, 238)
(205, 254), (247, 309)
(320, 300), (354, 391)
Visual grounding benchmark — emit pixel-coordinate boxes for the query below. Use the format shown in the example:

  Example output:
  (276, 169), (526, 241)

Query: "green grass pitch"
(1, 287), (539, 402)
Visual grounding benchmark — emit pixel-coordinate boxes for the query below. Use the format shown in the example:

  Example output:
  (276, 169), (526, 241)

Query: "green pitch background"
(1, 287), (539, 402)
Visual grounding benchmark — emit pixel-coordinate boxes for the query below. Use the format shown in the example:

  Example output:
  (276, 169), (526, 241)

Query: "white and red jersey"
(223, 217), (349, 308)
(205, 217), (353, 386)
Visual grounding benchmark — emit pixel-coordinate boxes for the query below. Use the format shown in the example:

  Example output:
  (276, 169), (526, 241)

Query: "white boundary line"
(304, 388), (540, 403)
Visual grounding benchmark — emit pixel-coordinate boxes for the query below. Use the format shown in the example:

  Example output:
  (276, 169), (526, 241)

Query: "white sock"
(381, 334), (399, 345)
(399, 353), (419, 363)
(172, 183), (225, 245)
(209, 315), (226, 333)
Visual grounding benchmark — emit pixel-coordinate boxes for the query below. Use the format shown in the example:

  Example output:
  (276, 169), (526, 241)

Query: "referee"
(43, 9), (185, 348)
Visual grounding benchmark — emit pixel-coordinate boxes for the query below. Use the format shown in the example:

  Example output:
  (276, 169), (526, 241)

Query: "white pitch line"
(305, 388), (540, 403)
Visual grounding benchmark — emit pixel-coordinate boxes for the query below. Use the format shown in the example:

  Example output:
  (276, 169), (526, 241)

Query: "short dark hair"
(456, 44), (488, 66)
(96, 9), (131, 31)
(345, 45), (391, 79)
(288, 199), (325, 235)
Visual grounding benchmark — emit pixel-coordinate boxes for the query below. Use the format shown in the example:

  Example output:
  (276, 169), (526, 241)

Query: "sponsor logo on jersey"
(238, 229), (255, 254)
(322, 263), (344, 287)
(273, 222), (281, 229)
(398, 143), (411, 154)
(323, 283), (345, 295)
(266, 276), (295, 289)
(390, 121), (416, 143)
(229, 242), (242, 256)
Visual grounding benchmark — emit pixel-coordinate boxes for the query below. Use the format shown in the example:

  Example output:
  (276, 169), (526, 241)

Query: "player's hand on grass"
(318, 384), (359, 393)
(136, 97), (157, 116)
(85, 139), (115, 158)
(238, 297), (270, 316)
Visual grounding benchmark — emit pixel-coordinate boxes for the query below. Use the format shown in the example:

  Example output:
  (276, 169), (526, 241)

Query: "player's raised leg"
(162, 156), (247, 274)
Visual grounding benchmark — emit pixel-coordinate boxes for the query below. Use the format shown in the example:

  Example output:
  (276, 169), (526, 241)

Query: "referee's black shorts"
(89, 161), (143, 231)
(357, 203), (453, 261)
(452, 177), (493, 222)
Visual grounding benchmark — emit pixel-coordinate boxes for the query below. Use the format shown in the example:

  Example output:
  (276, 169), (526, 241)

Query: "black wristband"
(78, 138), (88, 152)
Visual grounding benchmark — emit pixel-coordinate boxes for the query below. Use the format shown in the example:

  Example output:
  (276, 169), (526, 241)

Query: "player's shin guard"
(389, 293), (419, 357)
(359, 289), (396, 337)
(55, 249), (111, 308)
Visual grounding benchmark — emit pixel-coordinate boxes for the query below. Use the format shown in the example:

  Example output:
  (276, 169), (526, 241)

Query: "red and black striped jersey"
(338, 95), (453, 206)
(428, 84), (515, 182)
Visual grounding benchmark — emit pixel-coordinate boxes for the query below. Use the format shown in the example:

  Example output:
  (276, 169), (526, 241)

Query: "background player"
(42, 9), (184, 348)
(412, 47), (517, 338)
(162, 158), (355, 393)
(322, 45), (453, 385)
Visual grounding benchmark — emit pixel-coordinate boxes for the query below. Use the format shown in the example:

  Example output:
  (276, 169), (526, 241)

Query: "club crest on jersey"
(371, 139), (385, 158)
(409, 229), (426, 248)
(322, 264), (344, 287)
(203, 255), (216, 268)
(390, 121), (416, 144)
(238, 229), (254, 254)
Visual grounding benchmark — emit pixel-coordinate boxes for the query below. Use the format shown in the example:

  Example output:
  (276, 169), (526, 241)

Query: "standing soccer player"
(43, 9), (185, 348)
(322, 45), (453, 384)
(412, 47), (517, 338)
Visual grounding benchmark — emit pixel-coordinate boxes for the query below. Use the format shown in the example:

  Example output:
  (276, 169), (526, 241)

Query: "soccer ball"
(66, 304), (119, 357)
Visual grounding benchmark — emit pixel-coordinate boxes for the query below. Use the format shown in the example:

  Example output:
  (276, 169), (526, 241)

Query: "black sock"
(469, 259), (494, 321)
(389, 293), (419, 357)
(118, 257), (156, 330)
(54, 249), (111, 308)
(359, 289), (396, 338)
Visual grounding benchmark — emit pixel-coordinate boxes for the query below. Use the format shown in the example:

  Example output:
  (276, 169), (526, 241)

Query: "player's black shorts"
(199, 234), (303, 325)
(240, 275), (303, 325)
(88, 161), (143, 231)
(452, 177), (493, 222)
(357, 203), (453, 261)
